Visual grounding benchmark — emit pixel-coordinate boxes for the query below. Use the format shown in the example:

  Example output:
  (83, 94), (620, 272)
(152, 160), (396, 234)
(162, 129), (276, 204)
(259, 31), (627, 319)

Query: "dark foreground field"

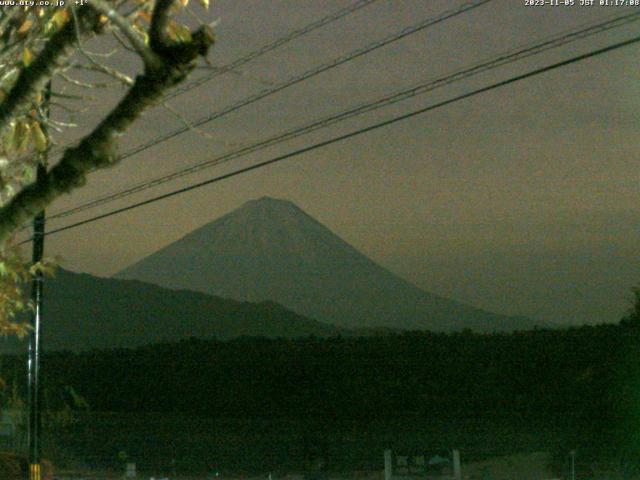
(2, 323), (639, 478)
(44, 414), (565, 474)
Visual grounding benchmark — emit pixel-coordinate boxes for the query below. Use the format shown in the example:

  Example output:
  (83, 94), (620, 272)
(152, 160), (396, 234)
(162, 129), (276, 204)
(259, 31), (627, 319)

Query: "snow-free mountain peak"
(116, 198), (537, 332)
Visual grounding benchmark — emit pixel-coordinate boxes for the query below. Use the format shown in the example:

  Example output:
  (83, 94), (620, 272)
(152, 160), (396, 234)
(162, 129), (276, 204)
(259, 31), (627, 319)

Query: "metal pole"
(384, 449), (392, 480)
(452, 449), (461, 480)
(27, 198), (44, 480)
(27, 82), (50, 480)
(570, 449), (576, 480)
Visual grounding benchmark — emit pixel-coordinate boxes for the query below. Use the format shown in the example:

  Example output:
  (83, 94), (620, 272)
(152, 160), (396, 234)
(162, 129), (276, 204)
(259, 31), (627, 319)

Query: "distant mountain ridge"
(0, 268), (340, 353)
(116, 197), (539, 332)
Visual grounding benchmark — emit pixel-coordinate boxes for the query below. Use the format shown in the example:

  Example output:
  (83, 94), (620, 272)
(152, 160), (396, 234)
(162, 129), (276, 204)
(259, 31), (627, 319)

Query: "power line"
(36, 0), (492, 223)
(86, 1), (494, 162)
(39, 0), (381, 161)
(45, 0), (490, 163)
(20, 33), (640, 244)
(165, 0), (382, 101)
(43, 10), (640, 223)
(16, 0), (495, 236)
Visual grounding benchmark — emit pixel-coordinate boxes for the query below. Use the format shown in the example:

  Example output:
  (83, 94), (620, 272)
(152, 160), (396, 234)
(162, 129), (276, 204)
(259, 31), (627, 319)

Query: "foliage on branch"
(0, 0), (214, 337)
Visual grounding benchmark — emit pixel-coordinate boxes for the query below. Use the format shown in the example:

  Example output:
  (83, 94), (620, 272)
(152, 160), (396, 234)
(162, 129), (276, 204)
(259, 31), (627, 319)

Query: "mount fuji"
(116, 197), (537, 332)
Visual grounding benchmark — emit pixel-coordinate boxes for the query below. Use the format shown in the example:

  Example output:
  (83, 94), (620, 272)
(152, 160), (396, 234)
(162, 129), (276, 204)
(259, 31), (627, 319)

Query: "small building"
(385, 450), (461, 480)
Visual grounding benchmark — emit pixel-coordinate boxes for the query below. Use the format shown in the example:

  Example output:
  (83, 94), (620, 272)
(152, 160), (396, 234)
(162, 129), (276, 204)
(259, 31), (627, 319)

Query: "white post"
(384, 449), (393, 480)
(452, 450), (461, 480)
(125, 462), (136, 478)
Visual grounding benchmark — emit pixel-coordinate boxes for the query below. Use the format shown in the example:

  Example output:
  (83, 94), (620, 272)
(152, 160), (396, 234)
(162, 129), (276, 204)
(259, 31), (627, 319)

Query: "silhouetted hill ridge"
(0, 268), (341, 353)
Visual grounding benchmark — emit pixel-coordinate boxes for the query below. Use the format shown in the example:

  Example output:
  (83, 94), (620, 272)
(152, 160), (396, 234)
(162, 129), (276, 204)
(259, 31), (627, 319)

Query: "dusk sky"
(20, 0), (640, 327)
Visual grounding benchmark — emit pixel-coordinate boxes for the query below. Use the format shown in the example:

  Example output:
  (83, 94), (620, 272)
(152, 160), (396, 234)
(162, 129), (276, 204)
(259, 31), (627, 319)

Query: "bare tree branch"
(74, 62), (134, 86)
(0, 2), (215, 243)
(0, 8), (101, 136)
(161, 101), (215, 140)
(89, 0), (158, 68)
(59, 72), (122, 89)
(112, 30), (138, 54)
(69, 6), (134, 87)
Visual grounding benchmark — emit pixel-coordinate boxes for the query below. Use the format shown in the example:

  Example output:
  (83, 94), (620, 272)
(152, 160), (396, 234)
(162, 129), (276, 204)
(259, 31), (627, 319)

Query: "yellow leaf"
(2, 121), (16, 152)
(44, 20), (54, 36)
(14, 121), (31, 153)
(51, 9), (70, 30)
(17, 19), (33, 35)
(138, 10), (152, 23)
(32, 121), (47, 152)
(0, 69), (19, 90)
(171, 23), (192, 43)
(22, 48), (34, 67)
(179, 27), (192, 42)
(179, 0), (189, 6)
(197, 0), (209, 9)
(132, 23), (150, 45)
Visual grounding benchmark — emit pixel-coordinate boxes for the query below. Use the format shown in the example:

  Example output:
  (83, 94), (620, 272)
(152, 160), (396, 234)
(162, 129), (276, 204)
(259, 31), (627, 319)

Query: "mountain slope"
(0, 268), (340, 353)
(116, 197), (536, 332)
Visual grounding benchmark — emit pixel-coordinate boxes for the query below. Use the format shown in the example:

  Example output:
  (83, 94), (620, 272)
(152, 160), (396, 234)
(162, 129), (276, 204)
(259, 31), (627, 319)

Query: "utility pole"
(27, 82), (50, 480)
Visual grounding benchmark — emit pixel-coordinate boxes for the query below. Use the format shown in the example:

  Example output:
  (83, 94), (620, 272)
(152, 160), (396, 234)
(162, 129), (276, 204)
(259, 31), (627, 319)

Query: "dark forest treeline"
(1, 323), (638, 419)
(2, 322), (640, 471)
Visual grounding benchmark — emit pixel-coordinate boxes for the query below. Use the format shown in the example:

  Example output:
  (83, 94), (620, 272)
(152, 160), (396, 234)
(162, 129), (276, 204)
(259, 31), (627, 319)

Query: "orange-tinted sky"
(23, 0), (640, 326)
